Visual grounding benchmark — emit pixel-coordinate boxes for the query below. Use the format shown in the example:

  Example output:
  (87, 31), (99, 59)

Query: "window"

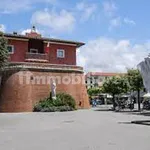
(57, 49), (65, 58)
(7, 45), (14, 54)
(94, 77), (98, 80)
(30, 49), (38, 53)
(99, 77), (103, 82)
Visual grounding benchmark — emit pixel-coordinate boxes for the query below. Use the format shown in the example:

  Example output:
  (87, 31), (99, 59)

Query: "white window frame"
(7, 45), (14, 54)
(57, 49), (65, 58)
(30, 48), (38, 54)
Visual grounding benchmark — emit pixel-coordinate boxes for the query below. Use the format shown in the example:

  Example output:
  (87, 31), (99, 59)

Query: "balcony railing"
(25, 52), (48, 62)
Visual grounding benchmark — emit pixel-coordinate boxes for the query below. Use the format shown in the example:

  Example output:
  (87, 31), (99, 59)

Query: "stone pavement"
(0, 110), (150, 150)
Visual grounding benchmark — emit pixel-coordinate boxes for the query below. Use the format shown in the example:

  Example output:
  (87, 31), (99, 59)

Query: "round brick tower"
(0, 62), (90, 112)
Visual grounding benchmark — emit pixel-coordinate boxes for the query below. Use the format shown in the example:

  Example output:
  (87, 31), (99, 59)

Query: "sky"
(0, 0), (150, 73)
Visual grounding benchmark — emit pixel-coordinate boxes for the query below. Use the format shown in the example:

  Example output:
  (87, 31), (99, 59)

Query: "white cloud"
(103, 1), (117, 17)
(109, 17), (121, 30)
(124, 18), (136, 25)
(0, 0), (56, 13)
(103, 1), (136, 30)
(110, 17), (121, 27)
(21, 28), (40, 35)
(0, 24), (6, 32)
(77, 37), (149, 73)
(109, 17), (136, 30)
(21, 29), (32, 35)
(31, 9), (75, 33)
(76, 2), (97, 22)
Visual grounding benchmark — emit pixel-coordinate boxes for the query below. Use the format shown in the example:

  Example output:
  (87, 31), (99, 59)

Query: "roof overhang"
(4, 33), (85, 48)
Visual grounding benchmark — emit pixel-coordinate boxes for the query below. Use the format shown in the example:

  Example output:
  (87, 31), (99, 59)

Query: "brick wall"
(8, 39), (28, 62)
(8, 39), (77, 65)
(0, 65), (90, 112)
(44, 43), (76, 65)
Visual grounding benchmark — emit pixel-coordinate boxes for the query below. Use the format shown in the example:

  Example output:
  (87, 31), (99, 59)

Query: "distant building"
(85, 72), (123, 89)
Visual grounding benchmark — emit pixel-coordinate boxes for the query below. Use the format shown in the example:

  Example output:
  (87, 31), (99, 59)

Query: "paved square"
(0, 110), (150, 150)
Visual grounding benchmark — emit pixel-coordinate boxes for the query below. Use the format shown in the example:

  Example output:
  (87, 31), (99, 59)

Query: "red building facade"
(0, 28), (90, 112)
(6, 29), (83, 65)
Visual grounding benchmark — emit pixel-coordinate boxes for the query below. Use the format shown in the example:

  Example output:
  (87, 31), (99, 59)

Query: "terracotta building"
(0, 27), (90, 112)
(85, 72), (123, 89)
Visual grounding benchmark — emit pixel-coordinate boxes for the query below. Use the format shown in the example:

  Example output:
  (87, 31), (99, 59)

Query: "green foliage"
(102, 76), (129, 110)
(126, 69), (143, 91)
(0, 33), (8, 69)
(56, 93), (76, 109)
(126, 69), (144, 111)
(34, 93), (76, 112)
(87, 88), (102, 96)
(102, 76), (129, 96)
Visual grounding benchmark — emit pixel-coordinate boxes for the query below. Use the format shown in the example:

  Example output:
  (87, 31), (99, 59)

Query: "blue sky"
(0, 0), (150, 72)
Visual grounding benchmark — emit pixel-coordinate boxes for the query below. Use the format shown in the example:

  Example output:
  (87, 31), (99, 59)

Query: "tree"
(127, 69), (144, 111)
(87, 87), (102, 97)
(102, 76), (129, 110)
(0, 31), (8, 69)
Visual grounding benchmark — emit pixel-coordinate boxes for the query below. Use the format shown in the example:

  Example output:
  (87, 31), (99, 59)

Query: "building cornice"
(4, 62), (84, 73)
(6, 37), (29, 41)
(4, 33), (85, 48)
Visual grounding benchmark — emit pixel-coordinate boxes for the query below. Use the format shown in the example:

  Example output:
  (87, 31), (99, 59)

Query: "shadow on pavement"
(131, 120), (150, 126)
(133, 112), (150, 116)
(94, 109), (112, 112)
(118, 120), (150, 126)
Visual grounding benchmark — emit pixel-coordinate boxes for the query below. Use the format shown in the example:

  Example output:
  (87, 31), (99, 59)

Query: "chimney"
(31, 26), (36, 32)
(26, 26), (41, 38)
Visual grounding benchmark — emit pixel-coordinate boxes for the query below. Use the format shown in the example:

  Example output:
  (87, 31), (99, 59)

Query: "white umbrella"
(143, 93), (150, 98)
(121, 94), (130, 98)
(106, 94), (113, 98)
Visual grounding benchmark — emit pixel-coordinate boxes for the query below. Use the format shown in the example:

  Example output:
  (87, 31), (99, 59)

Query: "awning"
(143, 93), (150, 98)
